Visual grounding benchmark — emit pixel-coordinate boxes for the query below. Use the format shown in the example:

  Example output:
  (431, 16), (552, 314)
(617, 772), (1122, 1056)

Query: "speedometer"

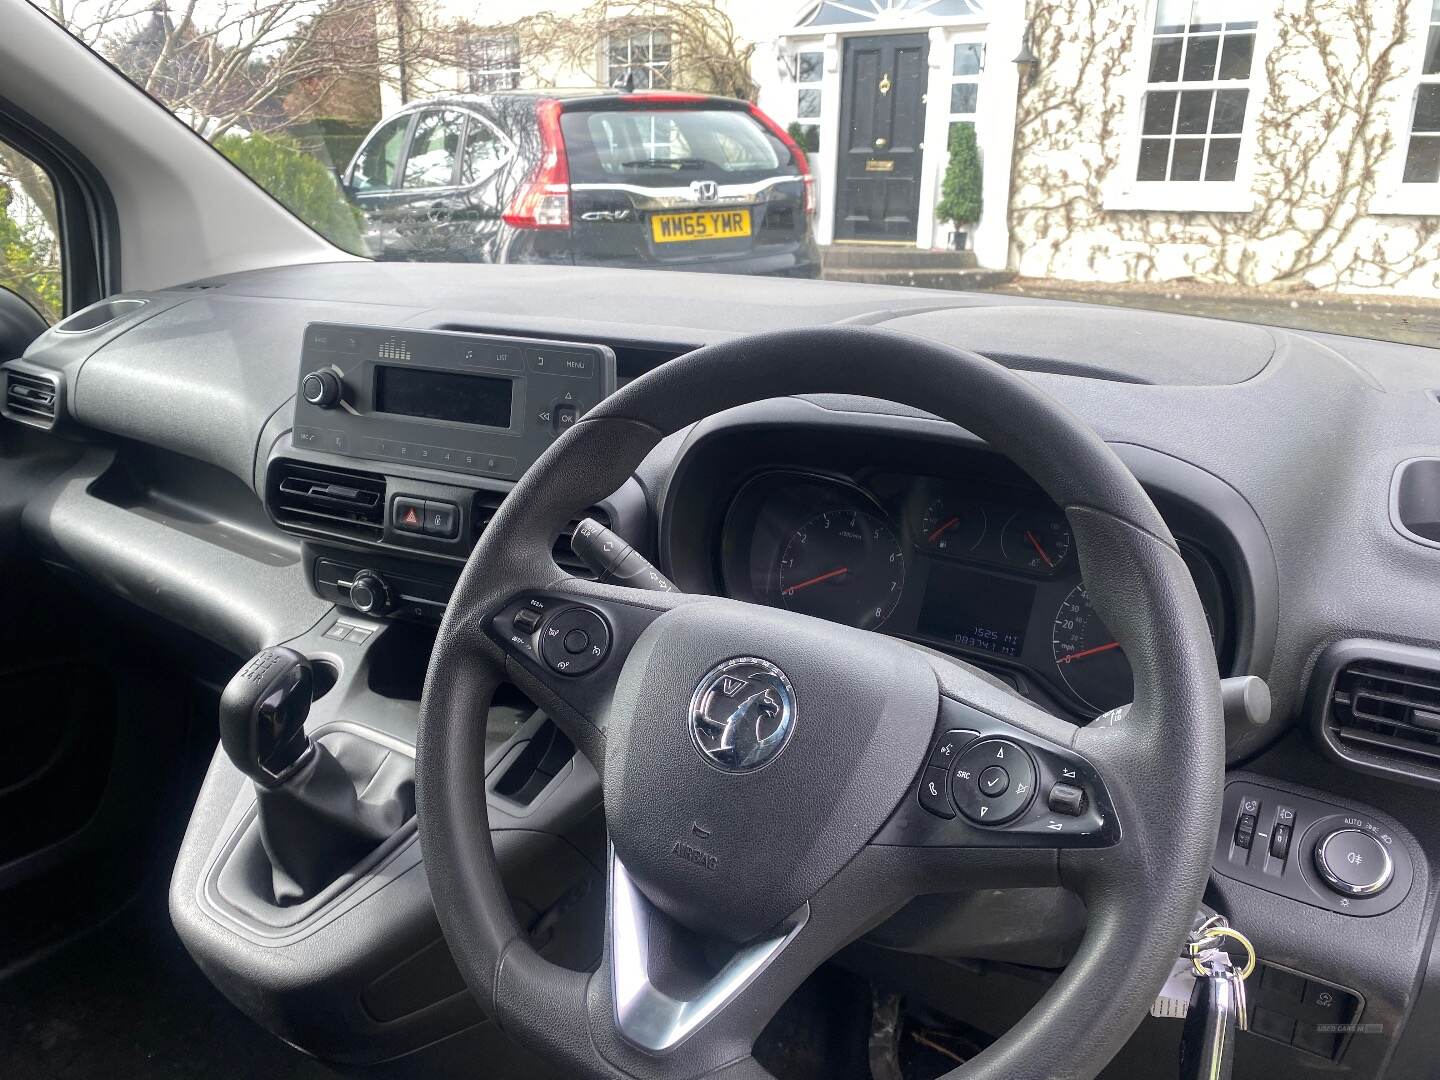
(1051, 584), (1132, 714)
(776, 509), (905, 630)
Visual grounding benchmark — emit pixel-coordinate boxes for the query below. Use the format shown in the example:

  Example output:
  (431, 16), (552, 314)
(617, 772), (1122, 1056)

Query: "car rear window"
(560, 108), (795, 186)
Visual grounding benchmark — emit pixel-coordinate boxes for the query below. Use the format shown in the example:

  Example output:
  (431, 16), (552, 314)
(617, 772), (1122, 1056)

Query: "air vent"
(1329, 659), (1440, 765)
(471, 490), (609, 576)
(2, 366), (60, 429)
(1312, 640), (1440, 787)
(268, 460), (386, 541)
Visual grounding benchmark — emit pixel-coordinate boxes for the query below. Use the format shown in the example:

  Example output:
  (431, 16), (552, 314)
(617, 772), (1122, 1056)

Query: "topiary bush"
(936, 121), (982, 233)
(786, 121), (820, 154)
(216, 132), (366, 254)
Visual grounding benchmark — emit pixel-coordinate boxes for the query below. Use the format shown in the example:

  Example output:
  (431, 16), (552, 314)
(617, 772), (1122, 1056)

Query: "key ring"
(1189, 926), (1256, 980)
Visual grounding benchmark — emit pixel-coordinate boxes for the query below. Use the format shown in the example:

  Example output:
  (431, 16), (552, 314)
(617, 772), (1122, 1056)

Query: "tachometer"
(1051, 584), (1132, 714)
(777, 509), (905, 629)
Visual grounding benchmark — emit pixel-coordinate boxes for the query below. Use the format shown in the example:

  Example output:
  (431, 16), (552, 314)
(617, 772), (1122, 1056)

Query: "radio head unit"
(292, 323), (617, 479)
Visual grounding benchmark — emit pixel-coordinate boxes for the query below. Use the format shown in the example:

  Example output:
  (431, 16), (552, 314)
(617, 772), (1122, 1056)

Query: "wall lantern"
(1012, 19), (1039, 84)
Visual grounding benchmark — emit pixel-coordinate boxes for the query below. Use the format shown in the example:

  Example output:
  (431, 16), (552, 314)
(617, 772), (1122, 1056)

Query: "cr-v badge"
(688, 657), (796, 772)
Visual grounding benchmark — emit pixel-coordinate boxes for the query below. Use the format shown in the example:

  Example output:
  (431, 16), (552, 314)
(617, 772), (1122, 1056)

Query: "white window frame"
(603, 27), (673, 90)
(796, 49), (824, 124)
(1372, 0), (1440, 215)
(461, 33), (521, 93)
(1104, 0), (1273, 213)
(948, 37), (984, 121)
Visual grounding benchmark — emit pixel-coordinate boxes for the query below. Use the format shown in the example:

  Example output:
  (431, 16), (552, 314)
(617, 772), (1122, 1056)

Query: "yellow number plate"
(651, 208), (752, 244)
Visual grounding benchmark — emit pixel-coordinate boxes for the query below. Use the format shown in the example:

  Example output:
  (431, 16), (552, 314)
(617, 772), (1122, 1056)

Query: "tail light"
(748, 103), (816, 215)
(504, 98), (570, 229)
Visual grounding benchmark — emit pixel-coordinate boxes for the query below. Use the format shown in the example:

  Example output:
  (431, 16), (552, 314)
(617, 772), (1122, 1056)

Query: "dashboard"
(716, 467), (1228, 718)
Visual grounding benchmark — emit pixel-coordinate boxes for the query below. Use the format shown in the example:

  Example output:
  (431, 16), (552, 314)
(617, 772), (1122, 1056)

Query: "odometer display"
(776, 509), (905, 630)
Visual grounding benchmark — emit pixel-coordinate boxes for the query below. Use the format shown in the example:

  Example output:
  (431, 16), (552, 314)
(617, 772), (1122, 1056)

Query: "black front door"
(835, 34), (929, 241)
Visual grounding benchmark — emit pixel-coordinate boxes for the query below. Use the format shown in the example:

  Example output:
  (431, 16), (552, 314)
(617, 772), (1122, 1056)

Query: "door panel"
(835, 34), (929, 241)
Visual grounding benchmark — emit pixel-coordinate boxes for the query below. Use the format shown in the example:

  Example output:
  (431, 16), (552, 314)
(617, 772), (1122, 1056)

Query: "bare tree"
(44, 0), (449, 141)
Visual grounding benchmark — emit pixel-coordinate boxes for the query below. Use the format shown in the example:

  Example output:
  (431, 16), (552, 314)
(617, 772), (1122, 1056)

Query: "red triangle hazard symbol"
(403, 507), (420, 525)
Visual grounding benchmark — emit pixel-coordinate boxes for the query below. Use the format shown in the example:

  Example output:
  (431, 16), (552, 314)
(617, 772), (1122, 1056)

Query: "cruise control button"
(513, 608), (541, 634)
(539, 607), (610, 675)
(918, 766), (955, 818)
(1047, 782), (1087, 816)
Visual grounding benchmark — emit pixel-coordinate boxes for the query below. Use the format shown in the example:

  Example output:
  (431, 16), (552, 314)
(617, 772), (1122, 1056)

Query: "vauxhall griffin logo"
(687, 657), (796, 772)
(689, 179), (720, 203)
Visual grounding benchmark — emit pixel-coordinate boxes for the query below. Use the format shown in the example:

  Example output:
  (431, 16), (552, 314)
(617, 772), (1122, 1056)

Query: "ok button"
(978, 766), (1009, 797)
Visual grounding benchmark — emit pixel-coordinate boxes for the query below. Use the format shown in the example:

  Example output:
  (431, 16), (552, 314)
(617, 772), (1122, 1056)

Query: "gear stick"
(219, 647), (411, 905)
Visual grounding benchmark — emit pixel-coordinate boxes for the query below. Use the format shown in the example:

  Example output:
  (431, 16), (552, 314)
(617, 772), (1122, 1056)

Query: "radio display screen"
(917, 562), (1034, 658)
(374, 365), (512, 428)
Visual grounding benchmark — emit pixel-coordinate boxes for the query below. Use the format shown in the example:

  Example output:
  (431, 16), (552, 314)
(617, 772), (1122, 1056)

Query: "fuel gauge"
(920, 497), (986, 556)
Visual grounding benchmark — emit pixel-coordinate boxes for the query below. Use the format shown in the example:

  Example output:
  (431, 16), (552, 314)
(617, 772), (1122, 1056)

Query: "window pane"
(1193, 0), (1252, 30)
(461, 121), (505, 185)
(1177, 90), (1213, 134)
(1404, 135), (1440, 182)
(950, 83), (979, 113)
(1138, 138), (1171, 180)
(402, 110), (463, 188)
(1149, 38), (1183, 82)
(0, 140), (63, 323)
(1425, 26), (1440, 77)
(1171, 139), (1204, 179)
(1143, 90), (1178, 134)
(1218, 32), (1254, 79)
(1212, 88), (1248, 133)
(1155, 0), (1189, 33)
(953, 43), (984, 76)
(798, 88), (821, 118)
(353, 115), (409, 192)
(798, 51), (823, 82)
(1205, 137), (1240, 180)
(1415, 84), (1440, 132)
(1183, 35), (1219, 80)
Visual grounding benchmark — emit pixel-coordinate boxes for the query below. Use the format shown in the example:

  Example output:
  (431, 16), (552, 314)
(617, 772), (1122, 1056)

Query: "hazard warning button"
(393, 495), (426, 534)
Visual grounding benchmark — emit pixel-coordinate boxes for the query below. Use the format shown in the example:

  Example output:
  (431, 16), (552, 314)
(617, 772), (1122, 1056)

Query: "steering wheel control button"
(422, 499), (459, 539)
(393, 495), (426, 534)
(1047, 781), (1087, 816)
(927, 728), (979, 768)
(977, 766), (1009, 798)
(952, 738), (1036, 825)
(917, 766), (956, 818)
(1314, 828), (1393, 897)
(540, 607), (610, 676)
(512, 607), (542, 634)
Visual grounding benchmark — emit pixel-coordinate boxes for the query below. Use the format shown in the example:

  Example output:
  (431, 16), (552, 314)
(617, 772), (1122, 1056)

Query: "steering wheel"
(416, 326), (1224, 1080)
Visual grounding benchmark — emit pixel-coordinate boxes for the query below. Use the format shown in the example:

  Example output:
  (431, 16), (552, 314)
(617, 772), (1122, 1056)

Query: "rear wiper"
(620, 157), (709, 170)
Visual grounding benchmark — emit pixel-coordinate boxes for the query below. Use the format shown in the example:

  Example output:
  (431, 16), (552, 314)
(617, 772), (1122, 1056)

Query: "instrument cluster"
(719, 469), (1228, 719)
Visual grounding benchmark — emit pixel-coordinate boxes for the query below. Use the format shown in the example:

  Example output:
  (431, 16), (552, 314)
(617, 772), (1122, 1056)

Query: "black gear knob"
(219, 646), (314, 786)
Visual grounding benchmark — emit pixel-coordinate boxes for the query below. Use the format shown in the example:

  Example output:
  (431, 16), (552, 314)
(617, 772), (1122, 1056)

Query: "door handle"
(874, 137), (888, 149)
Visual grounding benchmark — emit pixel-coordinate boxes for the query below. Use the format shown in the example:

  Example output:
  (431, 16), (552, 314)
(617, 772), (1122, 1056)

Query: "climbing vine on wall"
(1007, 0), (1440, 294)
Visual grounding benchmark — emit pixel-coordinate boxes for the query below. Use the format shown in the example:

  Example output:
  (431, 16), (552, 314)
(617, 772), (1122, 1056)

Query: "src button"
(951, 739), (1036, 826)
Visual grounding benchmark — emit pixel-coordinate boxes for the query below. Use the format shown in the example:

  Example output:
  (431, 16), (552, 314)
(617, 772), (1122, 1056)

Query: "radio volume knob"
(302, 370), (343, 409)
(348, 571), (393, 616)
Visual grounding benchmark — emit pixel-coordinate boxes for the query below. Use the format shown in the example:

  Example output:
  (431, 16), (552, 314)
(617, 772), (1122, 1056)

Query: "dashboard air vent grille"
(270, 461), (386, 541)
(2, 367), (60, 429)
(1329, 659), (1440, 767)
(471, 490), (609, 576)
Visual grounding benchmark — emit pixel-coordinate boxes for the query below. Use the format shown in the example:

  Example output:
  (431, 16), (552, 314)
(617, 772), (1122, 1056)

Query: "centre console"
(266, 323), (632, 621)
